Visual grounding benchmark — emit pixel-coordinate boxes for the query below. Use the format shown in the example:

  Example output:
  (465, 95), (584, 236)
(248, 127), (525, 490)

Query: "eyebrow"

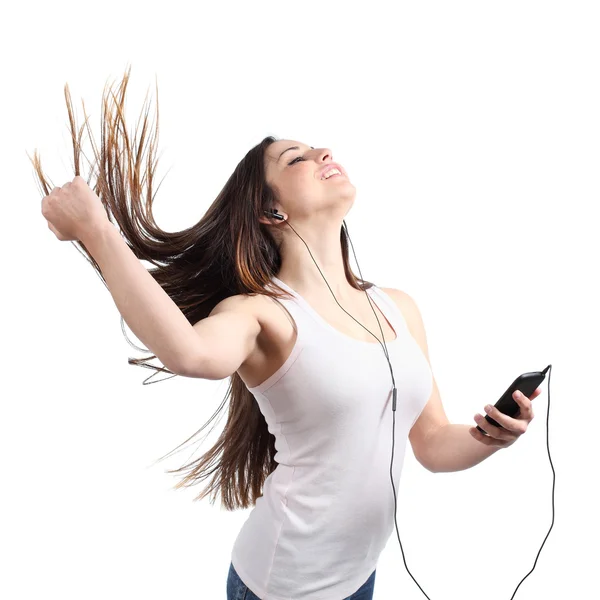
(277, 145), (315, 162)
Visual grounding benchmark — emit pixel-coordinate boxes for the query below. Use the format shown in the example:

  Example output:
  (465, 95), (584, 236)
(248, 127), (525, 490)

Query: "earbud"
(264, 209), (285, 221)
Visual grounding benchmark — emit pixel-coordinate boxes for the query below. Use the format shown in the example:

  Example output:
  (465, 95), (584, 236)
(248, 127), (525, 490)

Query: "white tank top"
(231, 275), (433, 599)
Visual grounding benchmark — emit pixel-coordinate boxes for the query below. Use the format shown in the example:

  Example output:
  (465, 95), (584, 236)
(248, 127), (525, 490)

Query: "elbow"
(158, 359), (188, 378)
(170, 357), (202, 379)
(158, 352), (200, 379)
(416, 453), (438, 474)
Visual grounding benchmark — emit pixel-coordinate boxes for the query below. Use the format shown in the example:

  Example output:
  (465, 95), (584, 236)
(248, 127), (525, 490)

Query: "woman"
(34, 69), (537, 600)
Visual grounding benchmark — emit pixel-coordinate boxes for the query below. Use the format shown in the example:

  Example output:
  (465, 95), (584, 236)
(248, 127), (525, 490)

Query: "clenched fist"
(41, 175), (110, 242)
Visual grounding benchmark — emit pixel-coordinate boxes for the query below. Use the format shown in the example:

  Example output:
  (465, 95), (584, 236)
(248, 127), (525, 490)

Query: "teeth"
(322, 168), (342, 180)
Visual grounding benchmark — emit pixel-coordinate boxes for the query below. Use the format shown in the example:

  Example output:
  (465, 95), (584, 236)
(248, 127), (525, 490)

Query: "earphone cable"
(276, 212), (434, 599)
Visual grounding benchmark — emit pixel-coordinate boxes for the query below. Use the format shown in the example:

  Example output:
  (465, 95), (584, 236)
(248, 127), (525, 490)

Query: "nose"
(316, 148), (333, 163)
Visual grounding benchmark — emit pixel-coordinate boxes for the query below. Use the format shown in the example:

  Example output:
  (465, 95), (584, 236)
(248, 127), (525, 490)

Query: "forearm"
(425, 424), (502, 473)
(80, 222), (198, 373)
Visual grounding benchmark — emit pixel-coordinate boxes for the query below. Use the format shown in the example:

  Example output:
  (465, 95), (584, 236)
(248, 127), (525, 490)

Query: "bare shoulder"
(201, 290), (289, 387)
(379, 286), (432, 364)
(379, 286), (414, 307)
(208, 291), (263, 318)
(380, 287), (422, 340)
(206, 290), (276, 341)
(379, 286), (412, 307)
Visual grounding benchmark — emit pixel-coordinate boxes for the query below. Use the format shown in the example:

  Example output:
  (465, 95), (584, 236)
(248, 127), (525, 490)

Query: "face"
(262, 140), (355, 222)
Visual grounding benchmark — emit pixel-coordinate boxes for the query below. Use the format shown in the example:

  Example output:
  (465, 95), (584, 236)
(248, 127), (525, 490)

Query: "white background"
(2, 1), (598, 598)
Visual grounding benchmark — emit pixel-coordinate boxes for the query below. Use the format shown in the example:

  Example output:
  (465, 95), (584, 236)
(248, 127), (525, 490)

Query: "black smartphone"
(476, 365), (550, 435)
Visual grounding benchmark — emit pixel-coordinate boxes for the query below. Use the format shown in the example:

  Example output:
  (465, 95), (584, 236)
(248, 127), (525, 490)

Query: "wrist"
(78, 219), (115, 247)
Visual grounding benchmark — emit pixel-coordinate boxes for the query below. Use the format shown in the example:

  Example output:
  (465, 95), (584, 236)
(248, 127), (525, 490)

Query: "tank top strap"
(364, 284), (411, 338)
(264, 276), (314, 343)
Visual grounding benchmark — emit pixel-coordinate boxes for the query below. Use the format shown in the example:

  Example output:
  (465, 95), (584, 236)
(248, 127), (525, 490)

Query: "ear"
(259, 215), (274, 225)
(259, 209), (287, 225)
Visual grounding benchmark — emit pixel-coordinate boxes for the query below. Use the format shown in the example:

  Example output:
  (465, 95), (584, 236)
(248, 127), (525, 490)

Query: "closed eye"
(288, 156), (305, 165)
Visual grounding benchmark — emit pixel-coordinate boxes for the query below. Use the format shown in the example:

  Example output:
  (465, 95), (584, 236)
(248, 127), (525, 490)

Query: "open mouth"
(321, 169), (345, 180)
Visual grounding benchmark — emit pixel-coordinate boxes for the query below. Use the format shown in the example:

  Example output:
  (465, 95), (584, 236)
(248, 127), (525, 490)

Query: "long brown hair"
(29, 66), (373, 510)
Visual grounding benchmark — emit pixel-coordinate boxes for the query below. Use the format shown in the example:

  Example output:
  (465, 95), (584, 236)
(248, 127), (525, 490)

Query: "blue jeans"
(226, 561), (377, 600)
